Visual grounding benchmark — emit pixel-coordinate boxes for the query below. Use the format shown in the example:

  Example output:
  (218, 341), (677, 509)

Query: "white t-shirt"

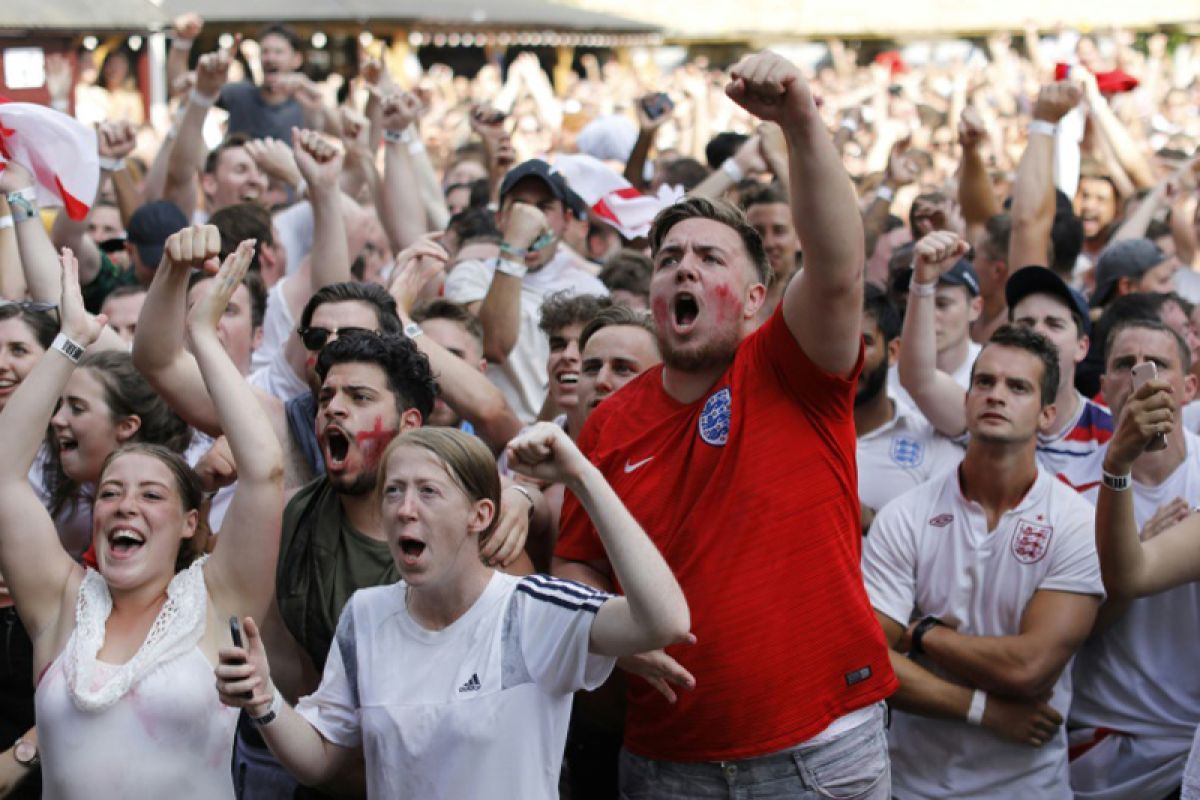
(856, 399), (962, 515)
(273, 201), (314, 277)
(1068, 434), (1200, 800)
(1183, 399), (1200, 435)
(250, 279), (299, 381)
(444, 252), (607, 424)
(296, 572), (616, 800)
(888, 340), (982, 424)
(863, 466), (1104, 800)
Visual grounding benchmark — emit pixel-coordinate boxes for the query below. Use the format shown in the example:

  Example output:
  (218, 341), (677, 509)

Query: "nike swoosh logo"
(624, 456), (654, 473)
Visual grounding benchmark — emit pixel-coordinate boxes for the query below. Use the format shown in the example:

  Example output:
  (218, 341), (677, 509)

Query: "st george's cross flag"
(0, 98), (98, 220)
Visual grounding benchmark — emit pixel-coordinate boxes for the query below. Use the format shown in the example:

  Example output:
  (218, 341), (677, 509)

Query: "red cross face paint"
(316, 362), (401, 496)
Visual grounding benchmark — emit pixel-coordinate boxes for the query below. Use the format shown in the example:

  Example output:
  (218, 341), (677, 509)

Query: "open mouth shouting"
(107, 527), (146, 559)
(396, 535), (427, 568)
(321, 425), (354, 472)
(670, 292), (700, 335)
(57, 433), (79, 456)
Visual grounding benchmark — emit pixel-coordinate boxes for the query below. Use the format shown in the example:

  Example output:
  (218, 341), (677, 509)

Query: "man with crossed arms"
(864, 232), (1104, 799)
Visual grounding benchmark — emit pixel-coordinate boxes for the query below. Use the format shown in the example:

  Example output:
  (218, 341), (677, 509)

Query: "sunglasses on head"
(0, 300), (59, 323)
(297, 326), (376, 351)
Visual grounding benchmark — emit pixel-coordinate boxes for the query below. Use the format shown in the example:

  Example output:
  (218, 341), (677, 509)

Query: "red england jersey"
(556, 308), (897, 761)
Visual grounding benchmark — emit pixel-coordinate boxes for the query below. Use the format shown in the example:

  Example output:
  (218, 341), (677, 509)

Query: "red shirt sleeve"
(749, 305), (864, 421)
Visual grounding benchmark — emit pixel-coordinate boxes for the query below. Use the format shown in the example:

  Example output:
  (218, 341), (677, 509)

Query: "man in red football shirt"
(554, 51), (896, 798)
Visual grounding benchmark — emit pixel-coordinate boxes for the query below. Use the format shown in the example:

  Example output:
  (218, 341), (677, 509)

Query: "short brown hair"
(412, 299), (484, 345)
(579, 305), (656, 353)
(538, 291), (611, 337)
(378, 428), (501, 539)
(649, 197), (770, 286)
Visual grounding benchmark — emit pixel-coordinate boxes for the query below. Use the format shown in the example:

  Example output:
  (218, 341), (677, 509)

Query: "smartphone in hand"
(641, 92), (674, 121)
(227, 616), (253, 698)
(1131, 361), (1168, 451)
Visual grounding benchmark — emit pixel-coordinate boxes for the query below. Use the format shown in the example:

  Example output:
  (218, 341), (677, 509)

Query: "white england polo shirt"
(863, 466), (1103, 799)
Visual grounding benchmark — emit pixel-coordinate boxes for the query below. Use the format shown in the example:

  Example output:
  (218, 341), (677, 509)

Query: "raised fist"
(726, 51), (814, 127)
(502, 203), (548, 252)
(911, 231), (969, 285)
(958, 107), (986, 150)
(382, 90), (423, 133)
(172, 13), (204, 41)
(1033, 82), (1082, 125)
(97, 120), (138, 161)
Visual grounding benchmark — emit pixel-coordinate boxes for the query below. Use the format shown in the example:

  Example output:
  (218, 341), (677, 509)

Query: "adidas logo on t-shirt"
(457, 673), (481, 693)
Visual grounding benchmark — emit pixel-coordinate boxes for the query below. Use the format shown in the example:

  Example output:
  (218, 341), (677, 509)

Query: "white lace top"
(34, 559), (238, 799)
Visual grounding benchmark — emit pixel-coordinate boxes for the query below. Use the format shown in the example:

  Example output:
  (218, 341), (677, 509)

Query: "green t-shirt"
(276, 477), (399, 670)
(81, 252), (139, 314)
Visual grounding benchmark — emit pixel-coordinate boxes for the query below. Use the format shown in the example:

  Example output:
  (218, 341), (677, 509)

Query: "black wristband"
(910, 615), (944, 656)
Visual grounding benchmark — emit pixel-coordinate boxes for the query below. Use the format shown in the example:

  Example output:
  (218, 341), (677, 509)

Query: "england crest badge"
(698, 387), (732, 446)
(1011, 518), (1053, 564)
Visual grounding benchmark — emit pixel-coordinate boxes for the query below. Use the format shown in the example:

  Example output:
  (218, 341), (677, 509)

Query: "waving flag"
(554, 153), (681, 240)
(0, 98), (98, 220)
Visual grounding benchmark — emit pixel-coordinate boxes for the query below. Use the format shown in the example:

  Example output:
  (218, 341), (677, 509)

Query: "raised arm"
(917, 589), (1100, 699)
(51, 121), (139, 288)
(1009, 83), (1081, 270)
(508, 424), (690, 656)
(898, 232), (971, 436)
(165, 43), (235, 219)
(479, 203), (545, 363)
(0, 250), (101, 636)
(468, 106), (517, 207)
(1097, 379), (1200, 599)
(1080, 70), (1155, 192)
(131, 225), (224, 436)
(1, 164), (123, 349)
(166, 14), (204, 102)
(280, 130), (351, 382)
(388, 238), (522, 455)
(375, 91), (429, 254)
(187, 233), (284, 618)
(624, 94), (672, 192)
(864, 141), (917, 258)
(688, 134), (765, 200)
(957, 107), (1001, 229)
(727, 51), (865, 376)
(0, 197), (24, 300)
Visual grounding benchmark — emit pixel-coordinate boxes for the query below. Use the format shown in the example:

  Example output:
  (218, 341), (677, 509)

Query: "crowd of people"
(0, 11), (1198, 799)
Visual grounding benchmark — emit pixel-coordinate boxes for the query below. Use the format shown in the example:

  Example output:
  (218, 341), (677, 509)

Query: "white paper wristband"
(967, 689), (987, 726)
(721, 158), (745, 182)
(52, 333), (85, 364)
(0, 216), (12, 231)
(876, 184), (895, 203)
(494, 257), (528, 279)
(189, 89), (218, 109)
(1029, 120), (1057, 138)
(909, 278), (937, 298)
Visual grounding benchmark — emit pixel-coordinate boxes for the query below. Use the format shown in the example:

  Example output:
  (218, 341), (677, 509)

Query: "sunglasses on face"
(296, 326), (376, 351)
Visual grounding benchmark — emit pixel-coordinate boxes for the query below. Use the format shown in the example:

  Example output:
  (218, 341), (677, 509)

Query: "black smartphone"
(229, 615), (244, 650)
(642, 92), (674, 120)
(228, 616), (253, 698)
